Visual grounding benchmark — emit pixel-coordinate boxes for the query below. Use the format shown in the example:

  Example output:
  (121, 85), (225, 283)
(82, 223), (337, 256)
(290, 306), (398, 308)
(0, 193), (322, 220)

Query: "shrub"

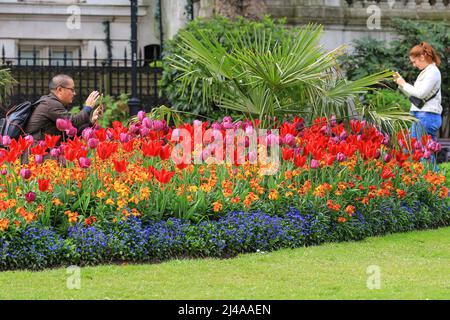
(160, 15), (299, 118)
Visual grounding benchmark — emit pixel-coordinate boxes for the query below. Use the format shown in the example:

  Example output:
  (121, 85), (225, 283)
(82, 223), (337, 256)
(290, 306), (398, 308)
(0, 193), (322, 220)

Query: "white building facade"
(0, 0), (192, 62)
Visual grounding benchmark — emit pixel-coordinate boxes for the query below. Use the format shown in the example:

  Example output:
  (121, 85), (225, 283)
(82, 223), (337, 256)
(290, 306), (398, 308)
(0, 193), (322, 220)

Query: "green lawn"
(1, 226), (449, 300)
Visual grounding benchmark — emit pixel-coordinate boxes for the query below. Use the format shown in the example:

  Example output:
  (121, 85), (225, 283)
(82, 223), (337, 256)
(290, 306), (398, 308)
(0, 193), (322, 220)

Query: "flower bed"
(1, 202), (449, 271)
(0, 114), (449, 270)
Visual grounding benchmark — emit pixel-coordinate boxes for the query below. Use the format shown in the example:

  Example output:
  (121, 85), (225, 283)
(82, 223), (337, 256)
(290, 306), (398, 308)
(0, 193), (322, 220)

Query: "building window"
(19, 45), (79, 66)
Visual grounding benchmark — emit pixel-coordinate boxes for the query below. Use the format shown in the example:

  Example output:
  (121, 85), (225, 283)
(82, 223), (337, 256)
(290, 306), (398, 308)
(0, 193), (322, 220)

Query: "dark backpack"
(0, 98), (43, 140)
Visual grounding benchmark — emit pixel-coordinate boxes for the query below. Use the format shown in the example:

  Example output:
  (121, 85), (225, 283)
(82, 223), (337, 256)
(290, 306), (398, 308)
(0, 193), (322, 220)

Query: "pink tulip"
(137, 110), (146, 122)
(25, 191), (36, 203)
(20, 168), (32, 180)
(87, 138), (99, 149)
(336, 152), (346, 162)
(211, 122), (222, 130)
(82, 128), (94, 141)
(2, 136), (11, 146)
(66, 126), (77, 137)
(56, 118), (71, 131)
(1, 169), (7, 176)
(266, 133), (279, 146)
(383, 153), (392, 163)
(234, 121), (242, 129)
(310, 159), (319, 169)
(153, 120), (164, 131)
(119, 133), (131, 143)
(222, 121), (234, 130)
(284, 134), (295, 147)
(139, 127), (149, 137)
(129, 124), (141, 135)
(24, 135), (34, 144)
(78, 157), (91, 169)
(142, 117), (152, 129)
(339, 131), (347, 141)
(248, 151), (257, 162)
(35, 155), (43, 164)
(428, 141), (441, 153)
(50, 148), (60, 158)
(222, 116), (232, 123)
(245, 126), (254, 135)
(330, 115), (337, 127)
(382, 134), (390, 145)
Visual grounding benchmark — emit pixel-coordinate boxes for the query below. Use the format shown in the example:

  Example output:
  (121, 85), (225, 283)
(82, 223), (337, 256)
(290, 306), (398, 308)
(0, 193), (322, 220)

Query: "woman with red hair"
(393, 42), (442, 142)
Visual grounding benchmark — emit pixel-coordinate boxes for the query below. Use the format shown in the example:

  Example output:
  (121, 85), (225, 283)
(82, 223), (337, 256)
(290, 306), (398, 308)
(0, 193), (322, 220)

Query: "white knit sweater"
(400, 62), (442, 114)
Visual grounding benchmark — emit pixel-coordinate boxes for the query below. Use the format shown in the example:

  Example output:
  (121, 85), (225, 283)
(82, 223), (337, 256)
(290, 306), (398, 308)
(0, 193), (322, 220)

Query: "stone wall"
(265, 0), (450, 51)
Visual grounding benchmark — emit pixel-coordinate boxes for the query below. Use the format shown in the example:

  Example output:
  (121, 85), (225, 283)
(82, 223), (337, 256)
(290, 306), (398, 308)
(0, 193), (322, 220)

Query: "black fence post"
(94, 47), (98, 91)
(128, 0), (141, 116)
(78, 47), (83, 107)
(33, 46), (37, 101)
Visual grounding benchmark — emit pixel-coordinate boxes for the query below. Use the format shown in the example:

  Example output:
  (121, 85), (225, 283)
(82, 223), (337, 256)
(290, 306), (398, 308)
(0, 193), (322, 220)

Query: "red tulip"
(142, 141), (162, 158)
(97, 142), (118, 160)
(153, 167), (175, 184)
(282, 148), (294, 161)
(44, 135), (60, 149)
(381, 167), (395, 180)
(159, 144), (171, 160)
(113, 159), (128, 173)
(30, 144), (48, 156)
(294, 154), (306, 167)
(38, 179), (50, 192)
(64, 147), (77, 162)
(122, 140), (134, 152)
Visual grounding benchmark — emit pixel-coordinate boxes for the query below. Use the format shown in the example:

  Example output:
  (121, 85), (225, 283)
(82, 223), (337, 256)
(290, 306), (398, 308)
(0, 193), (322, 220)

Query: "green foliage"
(160, 15), (297, 117)
(167, 18), (400, 129)
(0, 68), (16, 107)
(364, 88), (411, 112)
(70, 94), (129, 127)
(97, 93), (129, 128)
(360, 88), (418, 135)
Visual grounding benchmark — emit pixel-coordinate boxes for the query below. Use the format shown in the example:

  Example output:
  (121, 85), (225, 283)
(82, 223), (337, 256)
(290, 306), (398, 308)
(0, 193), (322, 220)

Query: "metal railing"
(0, 45), (165, 113)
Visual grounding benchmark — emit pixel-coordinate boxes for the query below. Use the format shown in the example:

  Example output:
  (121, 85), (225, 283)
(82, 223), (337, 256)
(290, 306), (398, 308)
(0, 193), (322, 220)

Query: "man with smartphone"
(25, 74), (104, 141)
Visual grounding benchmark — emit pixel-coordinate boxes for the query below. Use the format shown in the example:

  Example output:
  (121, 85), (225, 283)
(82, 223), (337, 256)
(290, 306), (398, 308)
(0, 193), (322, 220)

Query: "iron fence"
(1, 46), (165, 115)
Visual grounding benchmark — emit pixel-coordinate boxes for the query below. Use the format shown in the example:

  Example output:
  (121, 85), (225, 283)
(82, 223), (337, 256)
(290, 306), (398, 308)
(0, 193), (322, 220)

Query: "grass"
(0, 226), (449, 300)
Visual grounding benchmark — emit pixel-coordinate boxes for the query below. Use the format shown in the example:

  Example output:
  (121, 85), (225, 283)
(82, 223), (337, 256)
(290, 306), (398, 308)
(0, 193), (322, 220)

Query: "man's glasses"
(60, 86), (76, 94)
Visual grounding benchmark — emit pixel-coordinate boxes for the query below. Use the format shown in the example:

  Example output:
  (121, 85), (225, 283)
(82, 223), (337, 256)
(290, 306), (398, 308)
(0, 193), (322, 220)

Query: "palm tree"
(168, 23), (415, 132)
